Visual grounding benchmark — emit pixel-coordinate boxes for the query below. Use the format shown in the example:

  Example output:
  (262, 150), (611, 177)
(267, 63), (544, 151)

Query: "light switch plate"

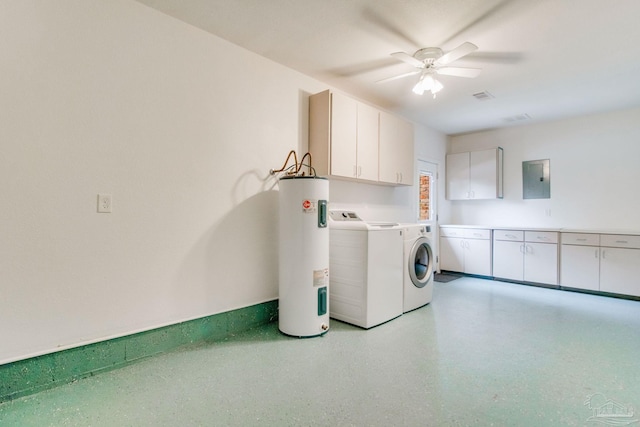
(97, 194), (112, 213)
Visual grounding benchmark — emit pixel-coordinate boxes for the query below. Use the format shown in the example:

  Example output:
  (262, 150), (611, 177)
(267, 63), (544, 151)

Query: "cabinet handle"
(520, 244), (525, 254)
(577, 238), (587, 241)
(460, 240), (465, 248)
(466, 191), (471, 199)
(537, 236), (549, 241)
(595, 249), (599, 258)
(471, 191), (475, 198)
(358, 166), (362, 177)
(399, 172), (403, 183)
(602, 250), (606, 259)
(616, 240), (628, 244)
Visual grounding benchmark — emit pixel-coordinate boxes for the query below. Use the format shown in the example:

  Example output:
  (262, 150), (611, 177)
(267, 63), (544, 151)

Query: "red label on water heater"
(302, 199), (316, 213)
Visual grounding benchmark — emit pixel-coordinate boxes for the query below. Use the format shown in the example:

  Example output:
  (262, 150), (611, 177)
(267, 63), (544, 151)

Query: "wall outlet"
(545, 208), (551, 217)
(97, 194), (112, 213)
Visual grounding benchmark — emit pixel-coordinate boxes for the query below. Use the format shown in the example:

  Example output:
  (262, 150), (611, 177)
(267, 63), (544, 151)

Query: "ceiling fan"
(377, 42), (482, 98)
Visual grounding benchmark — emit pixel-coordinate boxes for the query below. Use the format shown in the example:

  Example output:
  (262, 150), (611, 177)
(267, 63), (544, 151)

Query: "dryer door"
(409, 237), (433, 288)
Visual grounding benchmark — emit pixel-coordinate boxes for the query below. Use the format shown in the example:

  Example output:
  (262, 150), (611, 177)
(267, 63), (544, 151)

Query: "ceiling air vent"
(504, 113), (531, 123)
(472, 91), (494, 100)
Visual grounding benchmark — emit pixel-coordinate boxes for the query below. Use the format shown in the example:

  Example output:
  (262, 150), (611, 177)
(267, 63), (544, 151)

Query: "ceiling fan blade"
(434, 42), (478, 66)
(439, 0), (515, 46)
(437, 67), (482, 78)
(376, 70), (421, 84)
(391, 52), (424, 68)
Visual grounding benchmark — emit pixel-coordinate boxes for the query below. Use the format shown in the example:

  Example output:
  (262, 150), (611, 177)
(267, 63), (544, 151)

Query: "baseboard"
(0, 300), (278, 403)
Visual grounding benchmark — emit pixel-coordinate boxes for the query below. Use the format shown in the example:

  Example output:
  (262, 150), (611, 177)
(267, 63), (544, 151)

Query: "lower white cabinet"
(599, 247), (640, 296)
(560, 233), (600, 291)
(599, 234), (640, 298)
(493, 230), (558, 285)
(492, 239), (523, 281)
(440, 227), (492, 276)
(560, 233), (640, 297)
(440, 227), (640, 297)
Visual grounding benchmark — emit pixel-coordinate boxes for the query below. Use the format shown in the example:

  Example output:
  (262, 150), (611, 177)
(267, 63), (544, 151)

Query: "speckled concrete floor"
(2, 277), (640, 426)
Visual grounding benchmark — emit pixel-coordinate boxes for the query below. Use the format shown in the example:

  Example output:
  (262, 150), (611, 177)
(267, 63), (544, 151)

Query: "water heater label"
(302, 199), (316, 213)
(313, 268), (329, 287)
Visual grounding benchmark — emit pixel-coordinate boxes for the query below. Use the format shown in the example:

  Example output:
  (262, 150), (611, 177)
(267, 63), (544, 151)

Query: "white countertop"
(440, 225), (640, 236)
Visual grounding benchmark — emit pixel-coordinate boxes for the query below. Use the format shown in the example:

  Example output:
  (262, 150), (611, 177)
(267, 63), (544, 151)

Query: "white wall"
(448, 107), (640, 229)
(0, 0), (446, 364)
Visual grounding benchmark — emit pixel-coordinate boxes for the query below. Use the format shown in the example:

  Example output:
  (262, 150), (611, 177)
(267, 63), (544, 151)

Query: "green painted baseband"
(0, 300), (278, 403)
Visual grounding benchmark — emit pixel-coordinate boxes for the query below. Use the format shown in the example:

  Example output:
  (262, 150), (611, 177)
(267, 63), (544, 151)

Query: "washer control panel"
(329, 211), (361, 221)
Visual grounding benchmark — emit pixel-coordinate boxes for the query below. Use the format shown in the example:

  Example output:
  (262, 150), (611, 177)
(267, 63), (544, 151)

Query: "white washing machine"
(328, 211), (404, 329)
(401, 224), (434, 312)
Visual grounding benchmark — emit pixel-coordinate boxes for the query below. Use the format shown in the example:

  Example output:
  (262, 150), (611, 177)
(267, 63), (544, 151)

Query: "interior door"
(417, 159), (438, 269)
(417, 160), (438, 228)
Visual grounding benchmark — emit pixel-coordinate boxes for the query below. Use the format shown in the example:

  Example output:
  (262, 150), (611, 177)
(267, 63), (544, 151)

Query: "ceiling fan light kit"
(380, 42), (482, 97)
(412, 73), (443, 98)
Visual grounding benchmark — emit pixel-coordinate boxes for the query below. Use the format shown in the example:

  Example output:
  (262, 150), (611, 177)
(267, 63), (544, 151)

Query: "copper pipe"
(270, 150), (298, 175)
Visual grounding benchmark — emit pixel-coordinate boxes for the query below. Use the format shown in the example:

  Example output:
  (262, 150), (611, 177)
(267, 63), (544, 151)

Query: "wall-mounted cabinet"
(309, 90), (414, 186)
(378, 111), (414, 185)
(446, 148), (503, 200)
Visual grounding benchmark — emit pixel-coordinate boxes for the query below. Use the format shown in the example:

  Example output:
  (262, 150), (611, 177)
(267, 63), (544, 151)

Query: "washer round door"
(409, 237), (433, 288)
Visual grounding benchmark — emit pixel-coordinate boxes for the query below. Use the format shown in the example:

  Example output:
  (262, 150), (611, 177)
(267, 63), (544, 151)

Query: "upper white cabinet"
(378, 111), (414, 185)
(446, 148), (503, 200)
(324, 91), (357, 179)
(355, 101), (379, 181)
(309, 90), (413, 186)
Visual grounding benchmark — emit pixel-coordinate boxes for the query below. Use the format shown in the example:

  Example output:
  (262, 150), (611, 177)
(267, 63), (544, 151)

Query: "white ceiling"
(135, 0), (640, 135)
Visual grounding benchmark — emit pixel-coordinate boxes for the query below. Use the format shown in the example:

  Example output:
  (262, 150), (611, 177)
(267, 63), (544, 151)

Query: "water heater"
(278, 176), (329, 337)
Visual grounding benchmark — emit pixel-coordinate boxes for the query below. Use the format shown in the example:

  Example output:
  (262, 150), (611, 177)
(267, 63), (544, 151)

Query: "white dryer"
(328, 211), (404, 329)
(401, 224), (434, 312)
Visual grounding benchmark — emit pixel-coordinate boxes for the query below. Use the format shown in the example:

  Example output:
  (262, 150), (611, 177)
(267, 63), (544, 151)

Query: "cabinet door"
(560, 245), (600, 291)
(600, 247), (640, 297)
(355, 103), (379, 181)
(465, 239), (492, 276)
(493, 240), (523, 281)
(330, 93), (357, 178)
(469, 149), (498, 199)
(378, 112), (414, 185)
(378, 111), (400, 184)
(396, 118), (414, 185)
(446, 152), (470, 200)
(524, 243), (558, 285)
(440, 237), (464, 273)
